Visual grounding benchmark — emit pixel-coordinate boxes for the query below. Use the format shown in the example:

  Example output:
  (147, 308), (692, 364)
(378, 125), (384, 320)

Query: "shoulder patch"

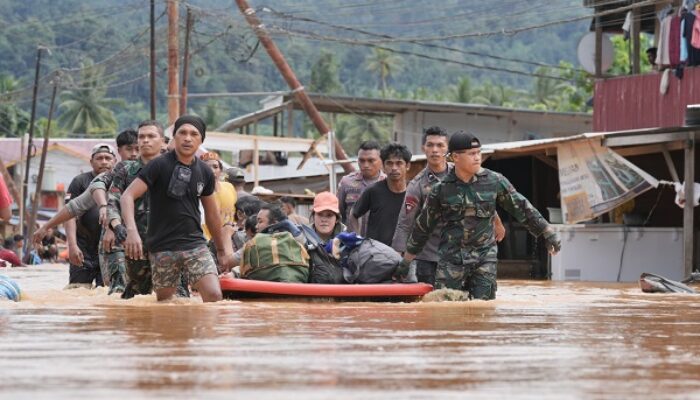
(405, 195), (419, 212)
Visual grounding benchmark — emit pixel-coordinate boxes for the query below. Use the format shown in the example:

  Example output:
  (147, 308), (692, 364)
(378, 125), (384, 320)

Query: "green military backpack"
(241, 232), (310, 283)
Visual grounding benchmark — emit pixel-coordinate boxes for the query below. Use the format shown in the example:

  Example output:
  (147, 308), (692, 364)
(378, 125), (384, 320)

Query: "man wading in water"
(398, 131), (561, 300)
(120, 115), (233, 302)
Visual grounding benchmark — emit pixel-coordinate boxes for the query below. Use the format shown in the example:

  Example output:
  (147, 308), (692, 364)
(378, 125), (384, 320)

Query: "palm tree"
(531, 67), (568, 109)
(57, 67), (122, 136)
(0, 74), (30, 137)
(335, 115), (391, 153)
(364, 48), (403, 98)
(451, 77), (476, 103)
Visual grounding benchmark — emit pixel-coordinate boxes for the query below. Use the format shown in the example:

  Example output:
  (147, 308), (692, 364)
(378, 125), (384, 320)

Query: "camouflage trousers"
(435, 260), (498, 300)
(99, 249), (126, 295)
(121, 252), (190, 299)
(150, 245), (217, 290)
(98, 229), (127, 295)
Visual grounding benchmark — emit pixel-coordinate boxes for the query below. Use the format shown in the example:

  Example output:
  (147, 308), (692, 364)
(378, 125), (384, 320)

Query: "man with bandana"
(120, 115), (233, 302)
(398, 131), (560, 300)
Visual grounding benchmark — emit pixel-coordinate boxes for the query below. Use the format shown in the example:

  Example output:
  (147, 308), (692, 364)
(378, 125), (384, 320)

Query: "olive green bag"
(241, 232), (310, 283)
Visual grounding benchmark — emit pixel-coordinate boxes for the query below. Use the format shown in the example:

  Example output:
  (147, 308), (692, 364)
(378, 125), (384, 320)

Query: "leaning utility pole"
(21, 46), (46, 232)
(150, 0), (156, 119)
(234, 0), (354, 173)
(180, 6), (193, 115)
(167, 0), (179, 124)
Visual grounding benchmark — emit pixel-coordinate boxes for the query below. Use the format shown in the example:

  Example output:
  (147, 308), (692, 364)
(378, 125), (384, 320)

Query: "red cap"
(313, 191), (340, 215)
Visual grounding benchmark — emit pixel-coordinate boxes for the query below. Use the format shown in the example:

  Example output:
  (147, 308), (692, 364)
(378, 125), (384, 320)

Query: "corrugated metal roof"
(0, 138), (114, 167)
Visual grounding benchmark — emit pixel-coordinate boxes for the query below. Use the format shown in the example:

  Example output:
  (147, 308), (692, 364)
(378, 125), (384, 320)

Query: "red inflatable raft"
(220, 276), (433, 302)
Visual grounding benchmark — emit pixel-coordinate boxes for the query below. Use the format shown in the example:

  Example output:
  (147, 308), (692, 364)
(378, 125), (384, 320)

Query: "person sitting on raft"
(306, 191), (346, 245)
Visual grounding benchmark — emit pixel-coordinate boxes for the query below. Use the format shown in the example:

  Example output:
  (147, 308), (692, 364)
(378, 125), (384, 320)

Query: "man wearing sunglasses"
(398, 131), (561, 300)
(120, 115), (233, 302)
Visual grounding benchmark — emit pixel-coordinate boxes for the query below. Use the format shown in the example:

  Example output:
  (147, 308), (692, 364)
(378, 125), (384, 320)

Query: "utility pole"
(167, 0), (180, 124)
(21, 46), (46, 233)
(25, 82), (58, 258)
(234, 0), (354, 173)
(180, 6), (193, 115)
(150, 0), (156, 119)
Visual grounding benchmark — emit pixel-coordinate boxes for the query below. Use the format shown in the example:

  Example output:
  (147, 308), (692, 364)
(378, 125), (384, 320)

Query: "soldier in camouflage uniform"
(104, 120), (189, 299)
(392, 126), (506, 285)
(399, 131), (561, 300)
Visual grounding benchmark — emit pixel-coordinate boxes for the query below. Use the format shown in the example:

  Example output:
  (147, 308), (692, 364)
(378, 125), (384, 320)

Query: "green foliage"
(197, 99), (224, 129)
(334, 114), (393, 154)
(0, 0), (613, 145)
(56, 64), (123, 136)
(609, 34), (654, 76)
(0, 74), (30, 137)
(364, 48), (404, 98)
(310, 51), (343, 94)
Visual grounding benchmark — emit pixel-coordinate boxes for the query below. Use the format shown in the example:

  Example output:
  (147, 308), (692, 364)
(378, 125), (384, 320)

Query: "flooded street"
(1, 264), (700, 399)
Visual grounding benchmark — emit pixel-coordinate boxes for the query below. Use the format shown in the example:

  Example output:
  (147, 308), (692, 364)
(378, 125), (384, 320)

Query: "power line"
(267, 25), (572, 81)
(272, 0), (657, 44)
(262, 8), (585, 73)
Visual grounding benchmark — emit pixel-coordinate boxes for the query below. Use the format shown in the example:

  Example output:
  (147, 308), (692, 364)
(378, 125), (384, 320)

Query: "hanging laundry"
(681, 12), (688, 62)
(673, 181), (700, 208)
(669, 15), (682, 66)
(692, 11), (700, 48)
(622, 11), (633, 40)
(657, 4), (674, 21)
(682, 11), (700, 65)
(656, 15), (673, 66)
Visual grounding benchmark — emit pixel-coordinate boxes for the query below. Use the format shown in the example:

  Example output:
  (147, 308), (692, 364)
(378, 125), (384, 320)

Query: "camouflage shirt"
(336, 170), (385, 236)
(106, 158), (150, 240)
(406, 168), (551, 264)
(391, 163), (452, 261)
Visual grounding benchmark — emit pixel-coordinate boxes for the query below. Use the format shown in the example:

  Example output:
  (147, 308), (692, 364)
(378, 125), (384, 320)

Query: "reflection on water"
(1, 264), (700, 399)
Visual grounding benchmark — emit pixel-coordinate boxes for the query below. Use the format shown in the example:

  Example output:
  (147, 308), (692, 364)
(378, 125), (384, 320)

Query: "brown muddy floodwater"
(1, 264), (700, 400)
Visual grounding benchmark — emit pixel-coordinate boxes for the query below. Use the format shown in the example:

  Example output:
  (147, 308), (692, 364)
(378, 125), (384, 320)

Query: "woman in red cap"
(309, 192), (346, 244)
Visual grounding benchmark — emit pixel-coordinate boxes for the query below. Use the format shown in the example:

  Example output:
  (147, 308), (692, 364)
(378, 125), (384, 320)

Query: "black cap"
(448, 131), (481, 153)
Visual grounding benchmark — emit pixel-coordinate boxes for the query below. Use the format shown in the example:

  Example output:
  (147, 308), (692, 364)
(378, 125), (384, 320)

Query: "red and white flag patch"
(405, 195), (419, 212)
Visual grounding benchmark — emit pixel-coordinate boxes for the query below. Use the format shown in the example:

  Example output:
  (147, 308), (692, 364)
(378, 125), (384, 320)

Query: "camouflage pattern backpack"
(241, 231), (310, 283)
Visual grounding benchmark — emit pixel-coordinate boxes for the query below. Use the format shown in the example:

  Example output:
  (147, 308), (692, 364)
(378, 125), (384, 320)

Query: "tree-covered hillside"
(0, 0), (628, 147)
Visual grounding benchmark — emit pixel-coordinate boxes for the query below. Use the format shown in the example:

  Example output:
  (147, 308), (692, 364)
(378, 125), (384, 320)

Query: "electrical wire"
(262, 8), (585, 72)
(267, 25), (571, 81)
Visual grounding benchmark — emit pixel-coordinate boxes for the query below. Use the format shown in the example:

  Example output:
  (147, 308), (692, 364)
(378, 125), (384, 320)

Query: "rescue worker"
(336, 140), (385, 235)
(399, 131), (561, 300)
(392, 126), (506, 285)
(120, 115), (233, 302)
(104, 120), (179, 299)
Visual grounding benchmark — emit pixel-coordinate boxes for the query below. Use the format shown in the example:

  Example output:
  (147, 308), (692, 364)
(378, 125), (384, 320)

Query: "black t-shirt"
(66, 171), (100, 256)
(352, 180), (406, 246)
(138, 150), (215, 252)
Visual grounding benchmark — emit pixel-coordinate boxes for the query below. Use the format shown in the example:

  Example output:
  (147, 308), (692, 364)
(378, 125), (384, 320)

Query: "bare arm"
(121, 178), (148, 260)
(202, 194), (233, 272)
(32, 207), (73, 247)
(91, 188), (109, 226)
(65, 218), (83, 266)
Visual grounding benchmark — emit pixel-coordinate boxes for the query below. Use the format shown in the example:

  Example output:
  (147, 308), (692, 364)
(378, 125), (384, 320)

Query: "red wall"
(593, 67), (700, 131)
